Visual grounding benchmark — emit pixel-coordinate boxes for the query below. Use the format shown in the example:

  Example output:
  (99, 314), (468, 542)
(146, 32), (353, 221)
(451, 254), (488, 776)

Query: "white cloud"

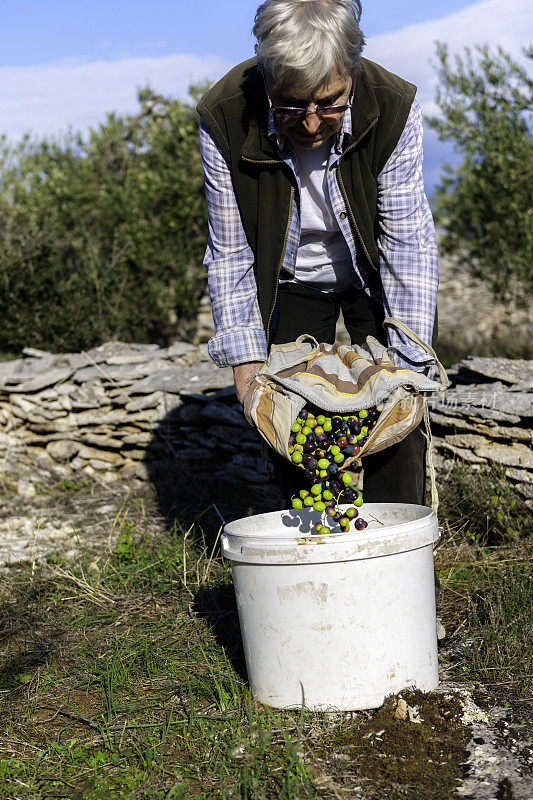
(0, 0), (529, 194)
(0, 53), (232, 140)
(363, 0), (532, 194)
(364, 0), (532, 118)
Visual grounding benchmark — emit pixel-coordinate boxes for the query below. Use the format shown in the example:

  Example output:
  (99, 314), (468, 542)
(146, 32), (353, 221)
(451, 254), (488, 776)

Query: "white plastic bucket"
(222, 503), (439, 711)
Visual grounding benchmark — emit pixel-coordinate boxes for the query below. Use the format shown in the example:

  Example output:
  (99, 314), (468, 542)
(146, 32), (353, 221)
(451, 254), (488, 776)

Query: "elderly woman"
(197, 0), (438, 506)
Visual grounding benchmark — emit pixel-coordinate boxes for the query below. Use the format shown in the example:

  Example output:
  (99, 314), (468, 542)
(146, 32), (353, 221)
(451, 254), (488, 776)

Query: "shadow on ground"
(143, 401), (280, 679)
(143, 403), (280, 541)
(192, 583), (248, 683)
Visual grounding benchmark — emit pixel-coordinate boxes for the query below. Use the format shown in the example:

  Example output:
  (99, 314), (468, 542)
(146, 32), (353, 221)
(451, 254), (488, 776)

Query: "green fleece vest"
(197, 57), (416, 344)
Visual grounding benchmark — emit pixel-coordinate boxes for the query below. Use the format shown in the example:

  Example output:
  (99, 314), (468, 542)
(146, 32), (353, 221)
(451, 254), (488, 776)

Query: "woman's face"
(267, 69), (353, 149)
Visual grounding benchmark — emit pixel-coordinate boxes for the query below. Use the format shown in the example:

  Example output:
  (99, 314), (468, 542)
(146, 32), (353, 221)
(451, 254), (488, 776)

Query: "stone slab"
(77, 445), (125, 464)
(0, 358), (24, 380)
(429, 411), (478, 431)
(473, 442), (533, 469)
(22, 347), (52, 358)
(429, 398), (521, 423)
(121, 432), (152, 445)
(18, 431), (79, 445)
(125, 391), (164, 411)
(469, 422), (532, 443)
(82, 434), (124, 450)
(121, 448), (147, 460)
(10, 396), (37, 414)
(505, 467), (533, 483)
(46, 440), (80, 459)
(163, 342), (198, 358)
(69, 366), (104, 382)
(155, 395), (183, 414)
(88, 459), (118, 471)
(429, 386), (532, 421)
(515, 482), (533, 499)
(456, 356), (533, 386)
(430, 411), (532, 445)
(104, 389), (129, 402)
(26, 419), (74, 434)
(445, 433), (492, 449)
(73, 360), (167, 384)
(434, 441), (488, 463)
(28, 408), (69, 423)
(71, 409), (125, 426)
(8, 367), (74, 393)
(105, 353), (156, 365)
(129, 365), (233, 395)
(84, 341), (160, 360)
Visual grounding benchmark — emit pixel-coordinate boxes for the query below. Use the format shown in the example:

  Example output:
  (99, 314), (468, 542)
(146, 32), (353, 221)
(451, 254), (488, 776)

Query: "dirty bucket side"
(230, 547), (437, 710)
(223, 504), (439, 711)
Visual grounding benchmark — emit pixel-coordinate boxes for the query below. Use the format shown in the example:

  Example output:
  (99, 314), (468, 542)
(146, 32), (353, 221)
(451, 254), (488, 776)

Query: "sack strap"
(423, 399), (439, 517)
(383, 317), (450, 389)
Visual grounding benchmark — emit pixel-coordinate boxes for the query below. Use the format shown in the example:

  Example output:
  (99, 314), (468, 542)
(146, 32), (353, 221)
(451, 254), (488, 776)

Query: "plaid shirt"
(199, 97), (438, 371)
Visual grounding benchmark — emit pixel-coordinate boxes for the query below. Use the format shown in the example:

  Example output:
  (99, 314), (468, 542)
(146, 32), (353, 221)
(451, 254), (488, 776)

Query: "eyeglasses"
(262, 71), (354, 125)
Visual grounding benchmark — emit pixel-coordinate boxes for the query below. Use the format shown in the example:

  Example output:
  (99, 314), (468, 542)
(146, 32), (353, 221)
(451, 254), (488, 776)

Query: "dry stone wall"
(0, 344), (531, 506)
(0, 341), (270, 492)
(435, 252), (533, 362)
(428, 358), (533, 507)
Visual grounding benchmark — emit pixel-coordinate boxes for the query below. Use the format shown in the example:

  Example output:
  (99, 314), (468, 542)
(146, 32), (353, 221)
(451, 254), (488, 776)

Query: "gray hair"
(253, 0), (365, 94)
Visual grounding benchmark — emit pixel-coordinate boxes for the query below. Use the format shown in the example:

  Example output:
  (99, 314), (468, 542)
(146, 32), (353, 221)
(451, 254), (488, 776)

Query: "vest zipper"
(241, 157), (283, 166)
(266, 185), (294, 348)
(336, 167), (375, 271)
(336, 117), (379, 271)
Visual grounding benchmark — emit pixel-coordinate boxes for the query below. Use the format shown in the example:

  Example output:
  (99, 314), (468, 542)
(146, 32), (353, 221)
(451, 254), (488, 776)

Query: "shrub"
(0, 85), (208, 354)
(438, 462), (529, 546)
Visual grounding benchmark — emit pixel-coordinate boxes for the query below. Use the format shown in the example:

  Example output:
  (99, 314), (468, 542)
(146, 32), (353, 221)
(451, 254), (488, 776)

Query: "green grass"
(436, 464), (532, 695)
(0, 464), (529, 799)
(437, 463), (530, 546)
(0, 520), (327, 799)
(0, 508), (473, 800)
(436, 464), (532, 694)
(436, 545), (532, 694)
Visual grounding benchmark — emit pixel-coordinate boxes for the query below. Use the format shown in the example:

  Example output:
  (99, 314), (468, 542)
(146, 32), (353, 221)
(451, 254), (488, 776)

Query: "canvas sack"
(243, 318), (449, 473)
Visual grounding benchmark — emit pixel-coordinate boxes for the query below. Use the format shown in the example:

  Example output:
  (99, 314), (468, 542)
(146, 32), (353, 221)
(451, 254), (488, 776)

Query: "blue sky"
(1, 0), (531, 196)
(2, 1), (478, 65)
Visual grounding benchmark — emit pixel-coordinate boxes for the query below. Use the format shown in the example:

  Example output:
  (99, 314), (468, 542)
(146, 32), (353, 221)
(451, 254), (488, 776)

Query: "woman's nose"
(301, 108), (321, 133)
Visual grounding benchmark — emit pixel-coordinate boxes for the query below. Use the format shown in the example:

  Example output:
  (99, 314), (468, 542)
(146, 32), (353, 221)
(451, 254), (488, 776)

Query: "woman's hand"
(233, 361), (263, 405)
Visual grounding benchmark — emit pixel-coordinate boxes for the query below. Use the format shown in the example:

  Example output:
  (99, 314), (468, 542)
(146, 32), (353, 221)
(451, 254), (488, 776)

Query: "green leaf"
(427, 42), (533, 303)
(0, 87), (208, 352)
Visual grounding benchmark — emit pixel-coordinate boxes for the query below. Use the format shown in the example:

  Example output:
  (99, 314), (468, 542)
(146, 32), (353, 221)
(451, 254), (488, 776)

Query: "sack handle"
(383, 317), (450, 389)
(259, 334), (321, 378)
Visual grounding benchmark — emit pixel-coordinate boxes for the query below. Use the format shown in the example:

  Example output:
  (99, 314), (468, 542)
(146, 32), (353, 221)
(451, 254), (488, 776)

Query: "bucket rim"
(222, 503), (439, 564)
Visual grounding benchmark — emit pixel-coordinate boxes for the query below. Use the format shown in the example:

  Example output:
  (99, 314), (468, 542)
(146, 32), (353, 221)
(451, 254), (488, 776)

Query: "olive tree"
(428, 43), (532, 301)
(0, 85), (209, 354)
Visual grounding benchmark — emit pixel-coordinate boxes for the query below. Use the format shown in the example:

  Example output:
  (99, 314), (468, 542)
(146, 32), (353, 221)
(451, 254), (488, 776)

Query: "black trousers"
(269, 282), (428, 508)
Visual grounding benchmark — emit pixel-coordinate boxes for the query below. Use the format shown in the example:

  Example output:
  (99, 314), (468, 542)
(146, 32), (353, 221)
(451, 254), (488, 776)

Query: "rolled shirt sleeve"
(376, 99), (438, 372)
(199, 119), (268, 368)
